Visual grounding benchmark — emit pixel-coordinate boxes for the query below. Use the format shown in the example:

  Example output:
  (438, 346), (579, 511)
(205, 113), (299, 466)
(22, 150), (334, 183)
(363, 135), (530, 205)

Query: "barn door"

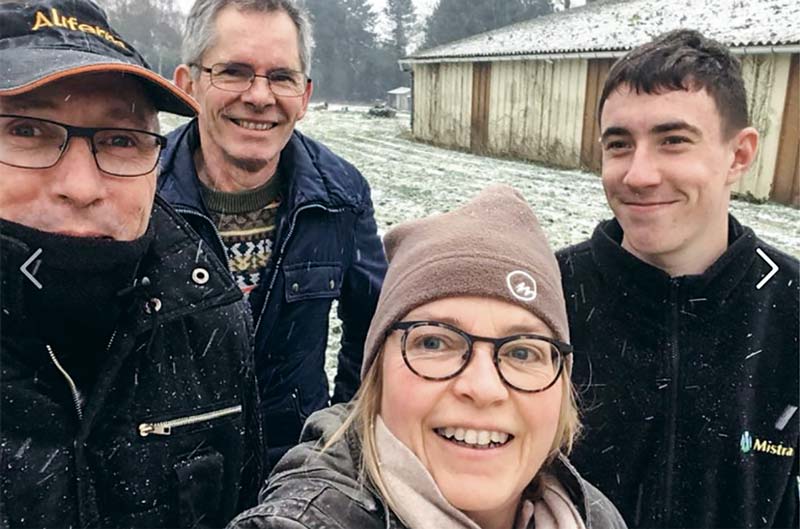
(471, 62), (491, 154)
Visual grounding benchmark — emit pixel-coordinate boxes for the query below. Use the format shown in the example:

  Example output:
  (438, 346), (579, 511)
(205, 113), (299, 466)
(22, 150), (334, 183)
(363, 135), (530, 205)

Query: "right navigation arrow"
(755, 248), (779, 290)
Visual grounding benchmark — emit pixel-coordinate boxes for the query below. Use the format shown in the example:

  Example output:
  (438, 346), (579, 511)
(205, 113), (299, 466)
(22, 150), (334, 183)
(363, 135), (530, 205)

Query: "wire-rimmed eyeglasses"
(0, 114), (166, 177)
(388, 320), (572, 393)
(192, 62), (310, 97)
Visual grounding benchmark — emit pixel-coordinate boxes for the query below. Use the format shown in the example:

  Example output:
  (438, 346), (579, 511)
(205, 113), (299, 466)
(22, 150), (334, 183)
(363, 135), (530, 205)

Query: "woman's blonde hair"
(323, 337), (582, 511)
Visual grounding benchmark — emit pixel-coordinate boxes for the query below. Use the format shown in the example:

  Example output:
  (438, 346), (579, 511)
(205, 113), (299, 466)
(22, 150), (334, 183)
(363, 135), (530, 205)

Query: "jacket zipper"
(138, 404), (242, 437)
(45, 331), (117, 422)
(662, 278), (681, 524)
(254, 203), (345, 332)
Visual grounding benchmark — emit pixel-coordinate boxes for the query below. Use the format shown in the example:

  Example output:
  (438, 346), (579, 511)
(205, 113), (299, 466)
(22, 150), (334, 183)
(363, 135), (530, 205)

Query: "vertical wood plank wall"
(412, 62), (472, 149)
(737, 54), (791, 200)
(580, 59), (615, 172)
(772, 53), (799, 206)
(411, 52), (797, 205)
(485, 59), (588, 168)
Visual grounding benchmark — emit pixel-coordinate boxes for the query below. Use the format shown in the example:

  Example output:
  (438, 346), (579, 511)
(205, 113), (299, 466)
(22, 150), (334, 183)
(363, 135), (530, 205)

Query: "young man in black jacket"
(557, 29), (799, 528)
(0, 1), (261, 527)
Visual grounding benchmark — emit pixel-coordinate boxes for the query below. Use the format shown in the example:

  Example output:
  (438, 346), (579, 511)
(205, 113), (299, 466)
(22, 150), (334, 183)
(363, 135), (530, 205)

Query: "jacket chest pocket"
(92, 404), (242, 528)
(283, 263), (343, 302)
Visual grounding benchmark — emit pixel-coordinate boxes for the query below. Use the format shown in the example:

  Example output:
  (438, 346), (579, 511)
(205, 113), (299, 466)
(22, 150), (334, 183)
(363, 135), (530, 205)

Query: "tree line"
(97, 0), (557, 103)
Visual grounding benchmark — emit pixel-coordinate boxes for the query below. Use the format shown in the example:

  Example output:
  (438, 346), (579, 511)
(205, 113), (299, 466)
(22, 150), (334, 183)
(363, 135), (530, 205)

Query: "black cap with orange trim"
(0, 0), (197, 117)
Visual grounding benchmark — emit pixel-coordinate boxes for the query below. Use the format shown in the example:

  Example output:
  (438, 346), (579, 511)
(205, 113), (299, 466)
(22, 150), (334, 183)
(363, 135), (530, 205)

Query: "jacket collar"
(590, 215), (756, 309)
(158, 119), (360, 216)
(129, 195), (242, 332)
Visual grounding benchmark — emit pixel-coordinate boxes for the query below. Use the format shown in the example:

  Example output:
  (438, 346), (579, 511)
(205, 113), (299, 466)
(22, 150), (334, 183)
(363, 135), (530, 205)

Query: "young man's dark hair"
(598, 28), (749, 138)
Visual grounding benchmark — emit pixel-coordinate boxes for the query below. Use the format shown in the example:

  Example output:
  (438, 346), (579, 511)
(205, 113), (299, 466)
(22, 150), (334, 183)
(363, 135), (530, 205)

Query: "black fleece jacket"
(556, 216), (799, 528)
(1, 198), (262, 528)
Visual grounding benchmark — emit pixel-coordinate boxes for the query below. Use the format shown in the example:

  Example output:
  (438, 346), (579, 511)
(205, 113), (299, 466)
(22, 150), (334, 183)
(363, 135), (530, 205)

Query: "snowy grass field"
(294, 109), (799, 256)
(161, 109), (800, 384)
(162, 109), (800, 256)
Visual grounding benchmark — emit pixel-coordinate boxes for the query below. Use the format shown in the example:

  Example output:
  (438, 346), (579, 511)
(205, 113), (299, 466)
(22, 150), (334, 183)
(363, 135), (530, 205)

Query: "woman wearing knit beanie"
(229, 185), (626, 529)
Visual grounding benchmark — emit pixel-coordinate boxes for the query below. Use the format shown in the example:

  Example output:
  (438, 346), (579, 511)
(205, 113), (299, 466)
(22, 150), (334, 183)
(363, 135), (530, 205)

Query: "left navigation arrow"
(20, 248), (43, 290)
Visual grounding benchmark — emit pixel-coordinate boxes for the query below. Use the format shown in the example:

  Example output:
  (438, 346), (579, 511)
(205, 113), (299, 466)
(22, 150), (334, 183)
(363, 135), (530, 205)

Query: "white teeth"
(436, 427), (511, 447)
(491, 431), (509, 444)
(233, 119), (275, 131)
(477, 430), (491, 445)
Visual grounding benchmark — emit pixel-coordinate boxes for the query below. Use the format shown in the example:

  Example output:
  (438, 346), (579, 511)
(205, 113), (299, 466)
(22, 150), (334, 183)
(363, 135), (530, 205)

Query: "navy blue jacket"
(158, 120), (386, 468)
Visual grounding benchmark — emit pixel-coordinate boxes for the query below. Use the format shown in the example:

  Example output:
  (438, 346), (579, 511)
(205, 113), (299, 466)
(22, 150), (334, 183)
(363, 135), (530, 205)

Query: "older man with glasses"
(0, 1), (261, 527)
(159, 0), (387, 470)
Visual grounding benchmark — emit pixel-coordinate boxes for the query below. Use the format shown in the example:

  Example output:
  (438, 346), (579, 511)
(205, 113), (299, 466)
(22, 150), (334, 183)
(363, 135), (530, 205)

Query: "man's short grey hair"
(182, 0), (314, 76)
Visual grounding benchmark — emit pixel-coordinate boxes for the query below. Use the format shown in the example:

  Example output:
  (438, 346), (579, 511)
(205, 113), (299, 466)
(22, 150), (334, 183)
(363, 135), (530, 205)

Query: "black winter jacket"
(227, 404), (628, 529)
(158, 121), (387, 469)
(0, 198), (262, 528)
(557, 217), (799, 528)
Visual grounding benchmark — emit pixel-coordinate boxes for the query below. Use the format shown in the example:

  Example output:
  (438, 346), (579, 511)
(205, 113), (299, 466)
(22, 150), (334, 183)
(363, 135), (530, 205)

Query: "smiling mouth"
(623, 199), (677, 206)
(434, 427), (513, 449)
(229, 118), (277, 131)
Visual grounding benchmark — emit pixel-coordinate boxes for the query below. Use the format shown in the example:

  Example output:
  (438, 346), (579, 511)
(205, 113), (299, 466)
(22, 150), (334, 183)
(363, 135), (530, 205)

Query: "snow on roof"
(387, 87), (412, 94)
(407, 0), (800, 61)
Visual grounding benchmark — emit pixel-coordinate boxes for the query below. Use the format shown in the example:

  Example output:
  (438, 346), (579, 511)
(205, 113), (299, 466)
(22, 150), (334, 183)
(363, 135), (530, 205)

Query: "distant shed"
(401, 0), (800, 206)
(387, 87), (412, 112)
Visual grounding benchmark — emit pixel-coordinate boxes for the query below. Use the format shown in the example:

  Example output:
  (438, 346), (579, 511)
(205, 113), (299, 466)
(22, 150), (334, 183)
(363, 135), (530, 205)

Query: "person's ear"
(174, 64), (196, 97)
(726, 126), (759, 186)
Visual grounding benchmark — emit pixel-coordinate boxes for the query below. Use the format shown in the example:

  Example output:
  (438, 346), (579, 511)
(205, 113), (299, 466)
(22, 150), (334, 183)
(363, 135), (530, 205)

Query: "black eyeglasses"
(0, 114), (166, 177)
(192, 62), (310, 97)
(388, 320), (573, 393)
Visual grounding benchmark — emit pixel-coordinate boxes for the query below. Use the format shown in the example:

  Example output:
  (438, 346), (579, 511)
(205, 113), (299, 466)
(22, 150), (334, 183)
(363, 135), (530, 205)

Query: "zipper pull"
(138, 422), (172, 437)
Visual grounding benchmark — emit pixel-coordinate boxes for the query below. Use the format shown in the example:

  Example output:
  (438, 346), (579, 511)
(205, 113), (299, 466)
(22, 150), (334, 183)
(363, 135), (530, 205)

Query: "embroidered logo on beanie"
(506, 270), (537, 302)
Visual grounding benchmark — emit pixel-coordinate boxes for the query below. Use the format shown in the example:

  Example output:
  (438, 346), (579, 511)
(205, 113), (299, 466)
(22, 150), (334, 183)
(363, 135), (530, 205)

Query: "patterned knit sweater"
(201, 176), (281, 303)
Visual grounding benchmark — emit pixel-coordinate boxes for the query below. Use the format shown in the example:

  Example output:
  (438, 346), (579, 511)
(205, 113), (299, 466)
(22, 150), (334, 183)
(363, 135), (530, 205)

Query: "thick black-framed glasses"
(0, 114), (166, 177)
(192, 62), (311, 97)
(388, 320), (573, 393)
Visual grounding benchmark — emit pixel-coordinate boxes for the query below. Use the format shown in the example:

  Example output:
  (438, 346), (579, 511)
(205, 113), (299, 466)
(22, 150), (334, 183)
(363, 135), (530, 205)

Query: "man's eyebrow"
(104, 104), (153, 128)
(2, 96), (59, 112)
(600, 126), (630, 142)
(600, 121), (703, 142)
(651, 120), (702, 136)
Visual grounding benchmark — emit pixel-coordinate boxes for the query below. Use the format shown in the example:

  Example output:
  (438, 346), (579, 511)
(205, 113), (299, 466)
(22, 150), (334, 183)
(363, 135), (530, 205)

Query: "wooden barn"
(401, 0), (800, 206)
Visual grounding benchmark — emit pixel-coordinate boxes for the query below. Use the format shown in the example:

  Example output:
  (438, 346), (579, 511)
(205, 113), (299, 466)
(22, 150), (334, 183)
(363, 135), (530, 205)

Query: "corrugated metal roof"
(407, 0), (800, 61)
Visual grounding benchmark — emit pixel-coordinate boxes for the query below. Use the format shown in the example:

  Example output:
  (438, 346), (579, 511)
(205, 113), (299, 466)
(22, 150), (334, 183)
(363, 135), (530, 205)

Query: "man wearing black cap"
(0, 1), (261, 527)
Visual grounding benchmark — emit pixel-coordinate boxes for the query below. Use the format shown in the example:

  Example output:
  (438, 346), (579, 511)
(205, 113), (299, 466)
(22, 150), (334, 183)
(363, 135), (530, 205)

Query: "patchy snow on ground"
(162, 109), (800, 387)
(296, 109), (799, 256)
